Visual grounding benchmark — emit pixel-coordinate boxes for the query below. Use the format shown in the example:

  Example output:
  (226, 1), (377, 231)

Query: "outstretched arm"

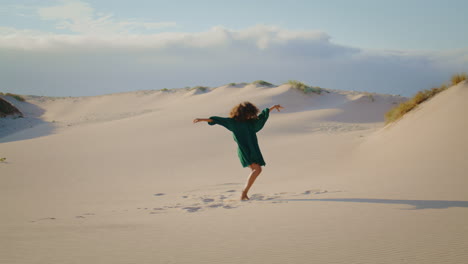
(269, 104), (284, 113)
(253, 105), (283, 132)
(193, 118), (213, 123)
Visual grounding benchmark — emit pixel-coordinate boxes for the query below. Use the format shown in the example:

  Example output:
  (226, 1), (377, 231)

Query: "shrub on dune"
(190, 86), (209, 92)
(451, 73), (467, 86)
(0, 92), (25, 102)
(0, 97), (23, 118)
(363, 92), (375, 102)
(385, 73), (466, 124)
(287, 80), (322, 94)
(385, 86), (447, 124)
(251, 80), (273, 86)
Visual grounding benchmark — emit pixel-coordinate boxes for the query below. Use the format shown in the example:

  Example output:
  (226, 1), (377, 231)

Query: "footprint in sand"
(250, 194), (280, 201)
(150, 208), (166, 214)
(301, 189), (322, 195)
(217, 183), (242, 186)
(250, 194), (264, 200)
(182, 206), (202, 213)
(164, 205), (182, 209)
(314, 190), (328, 194)
(208, 203), (224, 208)
(202, 198), (215, 203)
(299, 189), (330, 195)
(31, 217), (56, 222)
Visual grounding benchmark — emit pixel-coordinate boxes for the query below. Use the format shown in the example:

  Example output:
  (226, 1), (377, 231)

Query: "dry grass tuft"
(287, 80), (322, 94)
(251, 80), (273, 86)
(451, 73), (467, 86)
(0, 92), (25, 102)
(190, 86), (209, 92)
(384, 73), (467, 124)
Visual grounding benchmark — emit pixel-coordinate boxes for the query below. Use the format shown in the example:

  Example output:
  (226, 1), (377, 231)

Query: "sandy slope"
(1, 83), (467, 264)
(348, 82), (468, 200)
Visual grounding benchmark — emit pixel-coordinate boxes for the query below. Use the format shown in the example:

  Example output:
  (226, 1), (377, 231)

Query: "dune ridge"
(1, 84), (404, 141)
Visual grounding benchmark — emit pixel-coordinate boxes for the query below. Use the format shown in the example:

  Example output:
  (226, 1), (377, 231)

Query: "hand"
(272, 104), (284, 112)
(193, 118), (212, 123)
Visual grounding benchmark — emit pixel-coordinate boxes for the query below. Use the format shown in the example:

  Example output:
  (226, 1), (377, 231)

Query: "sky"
(1, 0), (467, 97)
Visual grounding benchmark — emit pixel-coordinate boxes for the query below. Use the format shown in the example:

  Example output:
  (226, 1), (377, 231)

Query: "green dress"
(208, 108), (270, 167)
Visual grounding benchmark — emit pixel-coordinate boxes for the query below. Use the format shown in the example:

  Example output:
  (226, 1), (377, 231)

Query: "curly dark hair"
(230, 102), (259, 121)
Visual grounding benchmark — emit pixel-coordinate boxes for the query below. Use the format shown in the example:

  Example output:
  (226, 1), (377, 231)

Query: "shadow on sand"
(0, 98), (55, 143)
(277, 198), (468, 210)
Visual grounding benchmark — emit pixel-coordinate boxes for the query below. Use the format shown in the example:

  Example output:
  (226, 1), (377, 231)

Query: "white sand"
(1, 82), (467, 264)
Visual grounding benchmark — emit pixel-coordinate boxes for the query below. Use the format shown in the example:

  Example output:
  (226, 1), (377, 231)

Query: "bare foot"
(241, 191), (250, 201)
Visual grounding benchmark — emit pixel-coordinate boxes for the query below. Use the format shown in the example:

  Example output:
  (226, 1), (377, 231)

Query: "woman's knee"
(250, 163), (262, 173)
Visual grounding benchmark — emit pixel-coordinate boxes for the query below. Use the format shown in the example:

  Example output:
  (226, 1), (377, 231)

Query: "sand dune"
(349, 81), (468, 199)
(1, 83), (467, 264)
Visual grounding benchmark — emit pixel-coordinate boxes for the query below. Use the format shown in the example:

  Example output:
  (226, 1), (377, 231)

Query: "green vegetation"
(287, 80), (322, 94)
(228, 83), (237, 86)
(191, 86), (209, 92)
(385, 86), (447, 124)
(451, 73), (467, 86)
(385, 73), (467, 124)
(0, 97), (23, 117)
(0, 92), (25, 102)
(160, 88), (169, 92)
(363, 92), (375, 102)
(0, 158), (6, 162)
(251, 80), (273, 86)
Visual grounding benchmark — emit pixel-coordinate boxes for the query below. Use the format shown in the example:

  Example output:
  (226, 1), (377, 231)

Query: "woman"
(193, 102), (284, 200)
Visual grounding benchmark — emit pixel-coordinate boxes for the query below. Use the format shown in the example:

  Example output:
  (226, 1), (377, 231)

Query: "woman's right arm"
(193, 118), (213, 123)
(269, 104), (284, 112)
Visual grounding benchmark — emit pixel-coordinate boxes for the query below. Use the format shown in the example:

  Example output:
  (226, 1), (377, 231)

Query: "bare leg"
(241, 163), (262, 200)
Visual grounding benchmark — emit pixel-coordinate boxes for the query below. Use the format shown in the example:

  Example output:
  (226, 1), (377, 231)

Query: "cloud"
(0, 24), (353, 54)
(0, 7), (467, 97)
(37, 0), (176, 35)
(38, 0), (94, 22)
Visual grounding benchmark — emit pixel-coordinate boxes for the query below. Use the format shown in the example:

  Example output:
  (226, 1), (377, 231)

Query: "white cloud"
(118, 21), (177, 31)
(0, 26), (46, 36)
(0, 24), (348, 53)
(37, 0), (176, 35)
(1, 13), (467, 97)
(38, 0), (94, 21)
